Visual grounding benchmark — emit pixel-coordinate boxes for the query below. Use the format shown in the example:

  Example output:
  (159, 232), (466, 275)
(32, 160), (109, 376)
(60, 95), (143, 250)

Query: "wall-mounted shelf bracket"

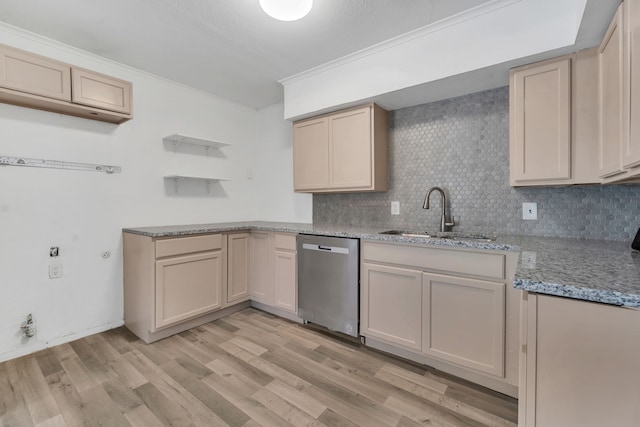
(164, 175), (230, 193)
(162, 134), (231, 153)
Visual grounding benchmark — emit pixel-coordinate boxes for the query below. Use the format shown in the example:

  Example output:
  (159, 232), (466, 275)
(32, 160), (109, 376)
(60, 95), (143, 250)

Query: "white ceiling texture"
(0, 0), (622, 110)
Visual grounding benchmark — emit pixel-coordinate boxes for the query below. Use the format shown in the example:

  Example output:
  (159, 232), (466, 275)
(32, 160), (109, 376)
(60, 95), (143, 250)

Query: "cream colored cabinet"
(422, 273), (505, 377)
(360, 240), (520, 397)
(155, 250), (223, 329)
(273, 234), (297, 313)
(71, 67), (132, 115)
(0, 43), (132, 124)
(519, 293), (640, 427)
(625, 0), (640, 170)
(0, 43), (71, 101)
(293, 117), (329, 190)
(509, 49), (600, 186)
(124, 232), (254, 344)
(293, 104), (388, 193)
(249, 231), (298, 315)
(227, 232), (250, 304)
(361, 263), (422, 351)
(599, 5), (626, 180)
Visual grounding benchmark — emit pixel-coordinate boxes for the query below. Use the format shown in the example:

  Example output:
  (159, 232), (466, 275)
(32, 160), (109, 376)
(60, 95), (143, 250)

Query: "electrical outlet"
(523, 202), (538, 220)
(49, 262), (63, 279)
(391, 201), (400, 215)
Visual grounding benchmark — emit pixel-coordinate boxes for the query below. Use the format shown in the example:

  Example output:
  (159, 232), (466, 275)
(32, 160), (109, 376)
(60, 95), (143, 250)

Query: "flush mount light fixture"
(259, 0), (313, 21)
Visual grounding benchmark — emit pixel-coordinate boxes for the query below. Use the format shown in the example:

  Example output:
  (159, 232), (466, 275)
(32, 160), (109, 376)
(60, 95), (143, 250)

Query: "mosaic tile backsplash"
(313, 87), (640, 241)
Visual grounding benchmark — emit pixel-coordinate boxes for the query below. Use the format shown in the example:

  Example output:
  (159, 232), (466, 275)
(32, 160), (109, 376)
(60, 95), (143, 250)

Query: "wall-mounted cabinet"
(293, 104), (389, 193)
(0, 43), (132, 124)
(599, 0), (640, 183)
(509, 48), (600, 186)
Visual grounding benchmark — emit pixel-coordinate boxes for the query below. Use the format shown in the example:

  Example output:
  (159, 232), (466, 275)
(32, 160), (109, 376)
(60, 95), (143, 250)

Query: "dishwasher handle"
(302, 243), (350, 255)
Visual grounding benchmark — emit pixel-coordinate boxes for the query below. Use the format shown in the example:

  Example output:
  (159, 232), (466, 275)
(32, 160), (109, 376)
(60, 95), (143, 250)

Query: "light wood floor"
(0, 308), (517, 427)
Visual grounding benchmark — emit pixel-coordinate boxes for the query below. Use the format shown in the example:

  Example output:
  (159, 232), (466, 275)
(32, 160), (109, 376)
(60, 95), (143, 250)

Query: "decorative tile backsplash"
(313, 87), (640, 241)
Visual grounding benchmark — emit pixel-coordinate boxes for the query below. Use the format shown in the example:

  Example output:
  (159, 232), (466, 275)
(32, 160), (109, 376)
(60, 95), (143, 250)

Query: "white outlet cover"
(523, 202), (538, 220)
(49, 262), (63, 279)
(391, 201), (400, 215)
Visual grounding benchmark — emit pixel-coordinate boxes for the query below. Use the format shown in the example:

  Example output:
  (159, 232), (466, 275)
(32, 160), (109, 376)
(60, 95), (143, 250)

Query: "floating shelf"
(162, 133), (231, 151)
(164, 174), (230, 192)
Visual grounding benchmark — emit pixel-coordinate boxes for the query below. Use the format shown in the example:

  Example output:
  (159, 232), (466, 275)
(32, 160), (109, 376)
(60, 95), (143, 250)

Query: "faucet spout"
(423, 187), (455, 232)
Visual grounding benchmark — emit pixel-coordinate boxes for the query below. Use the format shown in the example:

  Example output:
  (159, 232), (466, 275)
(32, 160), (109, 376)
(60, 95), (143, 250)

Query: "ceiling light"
(259, 0), (313, 21)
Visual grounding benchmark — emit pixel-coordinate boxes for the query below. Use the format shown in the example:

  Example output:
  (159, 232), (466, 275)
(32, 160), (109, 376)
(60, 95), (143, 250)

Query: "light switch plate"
(523, 202), (538, 220)
(391, 201), (400, 215)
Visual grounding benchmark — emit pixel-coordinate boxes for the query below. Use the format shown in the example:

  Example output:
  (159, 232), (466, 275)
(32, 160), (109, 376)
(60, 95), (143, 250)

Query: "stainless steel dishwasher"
(297, 234), (359, 337)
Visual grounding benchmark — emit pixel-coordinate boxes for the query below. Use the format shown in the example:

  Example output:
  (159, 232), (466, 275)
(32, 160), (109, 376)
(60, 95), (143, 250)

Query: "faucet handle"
(445, 217), (455, 228)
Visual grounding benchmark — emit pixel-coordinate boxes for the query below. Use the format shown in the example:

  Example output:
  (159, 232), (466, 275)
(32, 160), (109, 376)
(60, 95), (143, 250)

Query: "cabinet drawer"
(275, 233), (297, 251)
(0, 44), (71, 101)
(362, 241), (505, 280)
(72, 67), (132, 114)
(156, 234), (222, 258)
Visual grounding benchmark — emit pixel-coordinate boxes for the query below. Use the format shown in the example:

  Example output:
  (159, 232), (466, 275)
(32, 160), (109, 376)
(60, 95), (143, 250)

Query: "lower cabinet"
(249, 231), (298, 315)
(155, 250), (223, 329)
(361, 263), (422, 350)
(519, 293), (640, 427)
(360, 240), (519, 397)
(227, 232), (250, 304)
(123, 231), (251, 343)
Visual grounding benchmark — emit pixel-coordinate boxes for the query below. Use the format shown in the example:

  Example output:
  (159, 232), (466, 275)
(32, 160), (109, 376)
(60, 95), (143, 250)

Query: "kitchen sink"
(379, 230), (496, 242)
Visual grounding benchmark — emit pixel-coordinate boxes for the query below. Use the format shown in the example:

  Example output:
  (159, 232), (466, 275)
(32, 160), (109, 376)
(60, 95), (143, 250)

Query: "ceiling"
(0, 0), (621, 110)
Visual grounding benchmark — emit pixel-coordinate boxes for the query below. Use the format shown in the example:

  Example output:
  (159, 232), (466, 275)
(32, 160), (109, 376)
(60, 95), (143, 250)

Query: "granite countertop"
(123, 221), (640, 307)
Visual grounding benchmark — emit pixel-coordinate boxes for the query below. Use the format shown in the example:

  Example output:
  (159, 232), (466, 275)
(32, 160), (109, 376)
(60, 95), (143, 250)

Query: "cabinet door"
(624, 0), (640, 170)
(422, 273), (505, 377)
(293, 117), (329, 191)
(521, 294), (640, 427)
(273, 250), (297, 313)
(510, 57), (571, 185)
(329, 106), (373, 189)
(250, 232), (272, 304)
(0, 44), (71, 101)
(361, 263), (422, 351)
(155, 251), (222, 330)
(599, 6), (625, 179)
(227, 233), (250, 304)
(71, 67), (132, 114)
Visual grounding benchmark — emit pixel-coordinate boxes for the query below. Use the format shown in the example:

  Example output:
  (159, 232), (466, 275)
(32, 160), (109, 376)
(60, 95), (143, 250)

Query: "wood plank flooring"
(0, 308), (517, 427)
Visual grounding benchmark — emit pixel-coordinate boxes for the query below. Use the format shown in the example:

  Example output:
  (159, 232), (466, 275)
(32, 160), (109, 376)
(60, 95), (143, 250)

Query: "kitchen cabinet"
(360, 240), (520, 397)
(71, 67), (132, 115)
(599, 4), (626, 180)
(123, 232), (251, 343)
(509, 48), (600, 186)
(227, 232), (250, 304)
(599, 0), (640, 183)
(0, 43), (132, 124)
(293, 104), (389, 193)
(422, 273), (504, 377)
(0, 43), (71, 101)
(519, 293), (640, 427)
(273, 233), (297, 313)
(361, 263), (422, 351)
(249, 231), (298, 315)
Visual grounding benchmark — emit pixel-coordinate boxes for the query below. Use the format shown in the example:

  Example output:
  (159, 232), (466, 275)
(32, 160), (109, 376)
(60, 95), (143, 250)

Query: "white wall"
(255, 103), (312, 222)
(0, 25), (311, 362)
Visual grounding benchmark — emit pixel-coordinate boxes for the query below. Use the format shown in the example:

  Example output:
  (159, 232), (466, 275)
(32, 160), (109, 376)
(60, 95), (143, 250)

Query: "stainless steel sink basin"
(379, 230), (496, 242)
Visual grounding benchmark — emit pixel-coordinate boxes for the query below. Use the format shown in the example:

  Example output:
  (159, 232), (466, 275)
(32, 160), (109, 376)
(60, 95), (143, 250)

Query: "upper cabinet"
(0, 43), (132, 124)
(71, 67), (132, 115)
(599, 0), (640, 183)
(0, 44), (71, 101)
(509, 49), (600, 186)
(293, 104), (389, 193)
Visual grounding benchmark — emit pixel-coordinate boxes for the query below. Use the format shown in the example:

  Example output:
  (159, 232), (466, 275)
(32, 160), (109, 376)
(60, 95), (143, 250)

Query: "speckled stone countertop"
(123, 222), (640, 307)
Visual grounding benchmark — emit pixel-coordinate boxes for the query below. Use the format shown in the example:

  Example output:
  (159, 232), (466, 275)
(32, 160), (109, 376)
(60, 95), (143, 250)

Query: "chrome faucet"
(423, 187), (455, 232)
